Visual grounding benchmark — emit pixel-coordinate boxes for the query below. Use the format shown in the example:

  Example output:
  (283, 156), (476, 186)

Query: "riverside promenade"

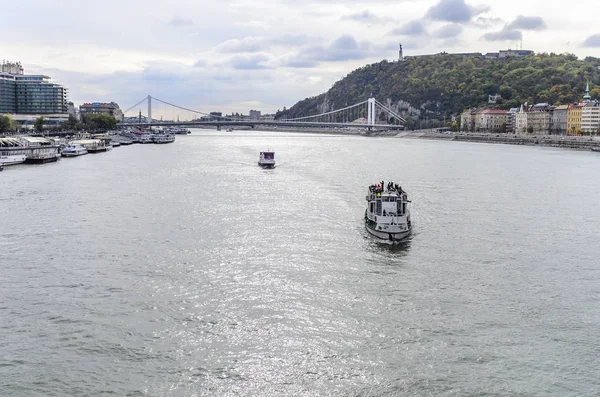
(399, 130), (600, 151)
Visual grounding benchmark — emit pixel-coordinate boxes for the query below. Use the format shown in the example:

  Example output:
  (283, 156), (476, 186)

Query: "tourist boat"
(0, 137), (33, 166)
(139, 134), (154, 144)
(0, 151), (27, 166)
(25, 149), (60, 164)
(364, 182), (412, 242)
(61, 145), (88, 157)
(153, 134), (176, 144)
(591, 147), (600, 152)
(69, 139), (109, 153)
(18, 136), (60, 164)
(171, 127), (190, 135)
(258, 151), (275, 168)
(0, 139), (28, 165)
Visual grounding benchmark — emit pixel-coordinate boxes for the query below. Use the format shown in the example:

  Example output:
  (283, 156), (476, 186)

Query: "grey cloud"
(320, 35), (371, 61)
(216, 35), (318, 53)
(389, 20), (426, 36)
(433, 24), (463, 38)
(507, 15), (547, 31)
(474, 16), (503, 28)
(583, 34), (600, 47)
(426, 0), (489, 23)
(341, 10), (394, 24)
(271, 34), (316, 46)
(279, 56), (319, 68)
(229, 54), (274, 70)
(281, 35), (372, 68)
(216, 37), (267, 53)
(169, 16), (194, 27)
(482, 28), (522, 42)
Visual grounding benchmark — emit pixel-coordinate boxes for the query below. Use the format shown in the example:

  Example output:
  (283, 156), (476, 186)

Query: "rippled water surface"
(1, 130), (600, 396)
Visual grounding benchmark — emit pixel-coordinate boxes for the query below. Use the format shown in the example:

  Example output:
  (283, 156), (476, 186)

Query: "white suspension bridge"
(121, 96), (405, 129)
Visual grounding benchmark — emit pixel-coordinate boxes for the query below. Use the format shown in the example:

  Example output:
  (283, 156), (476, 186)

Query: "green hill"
(276, 54), (600, 127)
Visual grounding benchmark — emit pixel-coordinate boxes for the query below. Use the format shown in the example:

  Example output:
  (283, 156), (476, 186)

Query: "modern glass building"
(0, 61), (69, 126)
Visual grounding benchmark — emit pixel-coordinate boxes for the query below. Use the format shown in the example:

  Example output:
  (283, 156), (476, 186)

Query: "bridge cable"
(284, 100), (369, 121)
(151, 96), (233, 120)
(123, 97), (149, 115)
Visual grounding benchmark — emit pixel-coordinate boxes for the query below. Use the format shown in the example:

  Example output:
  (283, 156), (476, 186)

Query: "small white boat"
(0, 153), (27, 166)
(139, 134), (154, 144)
(258, 151), (275, 168)
(69, 139), (109, 153)
(0, 137), (32, 165)
(365, 182), (412, 242)
(153, 134), (175, 144)
(61, 145), (88, 157)
(227, 128), (233, 132)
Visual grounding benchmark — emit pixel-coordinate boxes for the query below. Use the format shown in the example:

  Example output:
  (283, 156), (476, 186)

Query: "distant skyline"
(3, 0), (600, 117)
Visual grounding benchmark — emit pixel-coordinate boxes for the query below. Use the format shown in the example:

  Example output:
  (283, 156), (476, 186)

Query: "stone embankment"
(401, 130), (600, 151)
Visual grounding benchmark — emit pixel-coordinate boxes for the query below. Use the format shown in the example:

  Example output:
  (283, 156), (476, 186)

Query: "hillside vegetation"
(276, 54), (600, 125)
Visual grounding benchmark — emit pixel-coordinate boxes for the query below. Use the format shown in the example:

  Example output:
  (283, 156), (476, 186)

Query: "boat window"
(397, 201), (402, 214)
(376, 200), (382, 215)
(263, 153), (274, 159)
(370, 203), (374, 213)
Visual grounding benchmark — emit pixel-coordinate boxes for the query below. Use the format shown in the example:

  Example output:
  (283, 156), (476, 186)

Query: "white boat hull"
(0, 155), (27, 166)
(365, 224), (412, 241)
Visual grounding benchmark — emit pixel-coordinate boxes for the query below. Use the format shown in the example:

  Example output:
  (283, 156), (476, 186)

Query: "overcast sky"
(3, 0), (600, 117)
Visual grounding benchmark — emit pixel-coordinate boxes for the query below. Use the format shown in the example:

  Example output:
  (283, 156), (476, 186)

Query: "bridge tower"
(367, 97), (376, 126)
(147, 95), (152, 124)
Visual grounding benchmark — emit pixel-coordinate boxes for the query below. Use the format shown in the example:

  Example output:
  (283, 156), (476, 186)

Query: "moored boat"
(139, 134), (154, 144)
(69, 139), (109, 153)
(592, 147), (600, 152)
(19, 137), (60, 164)
(61, 145), (88, 157)
(258, 151), (275, 168)
(1, 137), (54, 166)
(364, 182), (412, 242)
(0, 138), (28, 166)
(153, 134), (176, 144)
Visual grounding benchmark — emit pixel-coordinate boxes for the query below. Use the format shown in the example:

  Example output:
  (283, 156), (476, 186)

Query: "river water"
(1, 130), (599, 396)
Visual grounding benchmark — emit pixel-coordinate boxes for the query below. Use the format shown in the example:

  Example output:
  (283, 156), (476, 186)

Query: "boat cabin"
(258, 151), (275, 167)
(260, 151), (274, 161)
(367, 192), (408, 217)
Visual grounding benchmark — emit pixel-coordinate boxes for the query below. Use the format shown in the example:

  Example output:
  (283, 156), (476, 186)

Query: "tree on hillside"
(278, 53), (600, 121)
(34, 117), (45, 132)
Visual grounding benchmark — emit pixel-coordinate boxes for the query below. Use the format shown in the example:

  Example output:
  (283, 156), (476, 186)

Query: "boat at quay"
(61, 145), (88, 157)
(69, 139), (109, 153)
(0, 137), (28, 166)
(365, 181), (412, 242)
(153, 134), (175, 144)
(0, 129), (178, 170)
(1, 136), (60, 165)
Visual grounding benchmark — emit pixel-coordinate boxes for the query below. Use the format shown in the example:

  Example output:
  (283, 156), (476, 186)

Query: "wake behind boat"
(258, 151), (275, 168)
(365, 181), (412, 242)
